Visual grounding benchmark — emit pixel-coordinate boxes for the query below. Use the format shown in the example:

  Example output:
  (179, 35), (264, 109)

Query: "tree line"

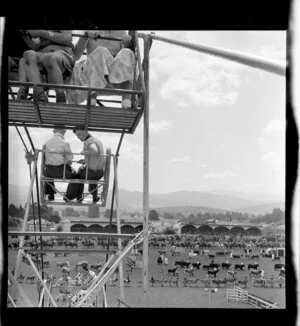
(8, 203), (61, 224)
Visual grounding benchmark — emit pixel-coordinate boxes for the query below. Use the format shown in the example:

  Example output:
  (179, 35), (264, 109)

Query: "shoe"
(47, 194), (55, 201)
(92, 196), (100, 203)
(122, 99), (131, 108)
(63, 197), (70, 203)
(76, 198), (83, 204)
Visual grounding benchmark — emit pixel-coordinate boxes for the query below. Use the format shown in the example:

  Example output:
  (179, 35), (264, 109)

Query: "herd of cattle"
(151, 250), (286, 289)
(8, 234), (286, 293)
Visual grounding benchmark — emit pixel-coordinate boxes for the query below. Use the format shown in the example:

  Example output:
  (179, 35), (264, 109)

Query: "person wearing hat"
(65, 129), (105, 204)
(43, 128), (77, 201)
(76, 261), (96, 288)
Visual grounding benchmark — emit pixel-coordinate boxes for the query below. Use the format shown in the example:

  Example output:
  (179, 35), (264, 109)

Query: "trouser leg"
(78, 168), (104, 200)
(45, 165), (77, 198)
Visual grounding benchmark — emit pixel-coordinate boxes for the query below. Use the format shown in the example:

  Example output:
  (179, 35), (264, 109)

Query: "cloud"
(136, 119), (172, 134)
(262, 151), (284, 168)
(178, 101), (188, 108)
(160, 67), (240, 107)
(203, 169), (240, 179)
(258, 119), (285, 172)
(171, 156), (192, 162)
(263, 119), (285, 134)
(200, 164), (208, 168)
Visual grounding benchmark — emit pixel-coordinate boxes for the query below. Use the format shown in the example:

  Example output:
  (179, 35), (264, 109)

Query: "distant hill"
(8, 184), (283, 215)
(211, 189), (282, 203)
(235, 201), (285, 215)
(153, 206), (228, 216)
(107, 189), (259, 211)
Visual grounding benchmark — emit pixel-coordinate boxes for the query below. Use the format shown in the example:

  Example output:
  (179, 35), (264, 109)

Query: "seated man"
(65, 128), (105, 203)
(43, 128), (77, 200)
(17, 30), (74, 103)
(66, 30), (135, 107)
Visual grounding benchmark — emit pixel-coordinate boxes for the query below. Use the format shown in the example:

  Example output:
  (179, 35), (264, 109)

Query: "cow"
(175, 260), (191, 268)
(250, 269), (262, 278)
(221, 262), (231, 269)
(17, 274), (25, 283)
(167, 267), (178, 276)
(209, 263), (220, 270)
(192, 262), (201, 269)
(157, 256), (163, 266)
(184, 268), (194, 277)
(54, 252), (63, 258)
(43, 260), (50, 268)
(56, 261), (67, 268)
(207, 268), (219, 278)
(211, 278), (222, 287)
(234, 264), (245, 271)
(232, 254), (241, 259)
(183, 277), (199, 287)
(253, 279), (265, 287)
(247, 263), (259, 270)
(250, 254), (260, 260)
(188, 250), (198, 259)
(262, 253), (272, 258)
(208, 254), (215, 259)
(237, 277), (248, 288)
(226, 277), (237, 286)
(25, 276), (36, 283)
(227, 270), (237, 278)
(274, 263), (285, 271)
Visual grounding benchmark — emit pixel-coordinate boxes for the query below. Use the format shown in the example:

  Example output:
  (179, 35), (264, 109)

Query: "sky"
(8, 30), (286, 198)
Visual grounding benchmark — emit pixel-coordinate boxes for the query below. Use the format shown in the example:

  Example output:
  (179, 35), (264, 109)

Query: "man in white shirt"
(43, 128), (77, 200)
(65, 128), (105, 203)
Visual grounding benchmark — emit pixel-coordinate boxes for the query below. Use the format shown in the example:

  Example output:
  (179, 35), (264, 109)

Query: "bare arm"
(19, 33), (41, 51)
(73, 35), (89, 61)
(26, 30), (73, 47)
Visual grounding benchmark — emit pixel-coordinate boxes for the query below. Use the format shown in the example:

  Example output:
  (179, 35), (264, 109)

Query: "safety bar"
(72, 32), (122, 42)
(39, 149), (110, 182)
(9, 81), (143, 95)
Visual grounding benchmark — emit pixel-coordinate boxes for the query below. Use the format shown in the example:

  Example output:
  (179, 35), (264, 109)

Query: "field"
(7, 243), (285, 308)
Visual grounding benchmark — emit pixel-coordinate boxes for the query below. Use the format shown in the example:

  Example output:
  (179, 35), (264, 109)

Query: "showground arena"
(8, 232), (285, 308)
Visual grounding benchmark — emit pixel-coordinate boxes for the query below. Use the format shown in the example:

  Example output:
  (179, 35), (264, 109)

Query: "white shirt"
(44, 133), (73, 165)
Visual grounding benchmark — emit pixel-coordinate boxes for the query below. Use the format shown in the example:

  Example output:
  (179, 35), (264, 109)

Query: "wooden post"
(113, 155), (124, 301)
(13, 159), (37, 299)
(143, 34), (150, 296)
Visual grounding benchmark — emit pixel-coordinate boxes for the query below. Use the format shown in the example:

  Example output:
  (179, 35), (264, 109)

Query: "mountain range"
(8, 184), (284, 215)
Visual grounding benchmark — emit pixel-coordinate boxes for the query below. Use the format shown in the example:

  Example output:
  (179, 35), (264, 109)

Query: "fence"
(227, 286), (248, 302)
(227, 286), (278, 309)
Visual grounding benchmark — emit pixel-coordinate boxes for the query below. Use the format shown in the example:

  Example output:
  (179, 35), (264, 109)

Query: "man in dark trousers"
(65, 128), (105, 203)
(43, 128), (77, 200)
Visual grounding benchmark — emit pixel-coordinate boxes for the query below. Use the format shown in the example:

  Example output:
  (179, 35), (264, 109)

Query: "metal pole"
(113, 155), (124, 301)
(24, 127), (45, 304)
(149, 33), (286, 77)
(143, 34), (150, 295)
(12, 161), (37, 300)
